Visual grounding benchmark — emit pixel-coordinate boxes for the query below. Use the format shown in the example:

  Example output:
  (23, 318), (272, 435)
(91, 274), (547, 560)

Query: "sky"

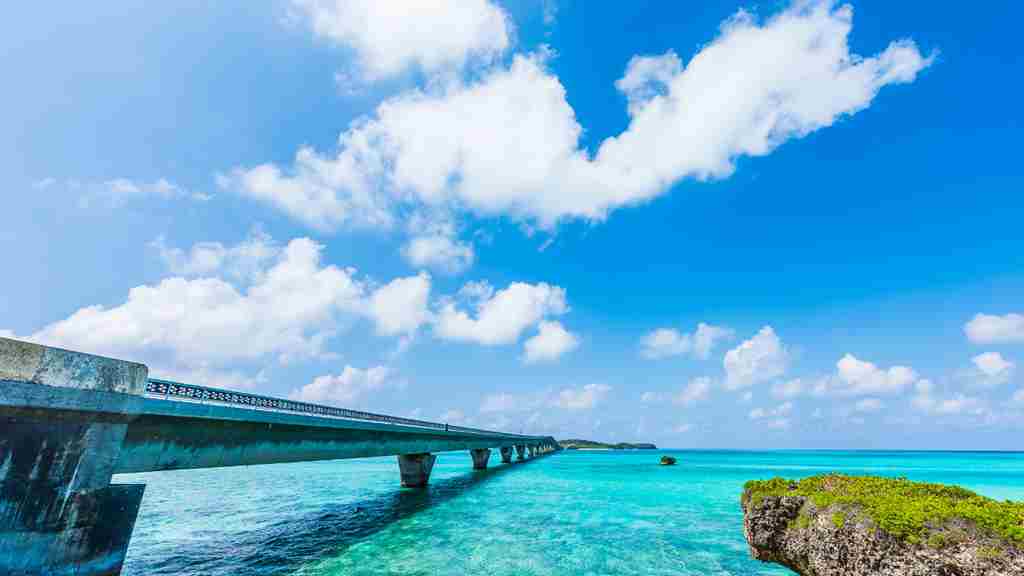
(2, 0), (1022, 450)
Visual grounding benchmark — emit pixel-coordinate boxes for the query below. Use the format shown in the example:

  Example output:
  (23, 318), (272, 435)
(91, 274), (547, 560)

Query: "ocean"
(116, 450), (1024, 575)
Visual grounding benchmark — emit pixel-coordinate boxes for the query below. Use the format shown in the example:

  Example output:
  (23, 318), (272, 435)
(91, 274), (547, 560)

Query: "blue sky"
(3, 0), (1023, 449)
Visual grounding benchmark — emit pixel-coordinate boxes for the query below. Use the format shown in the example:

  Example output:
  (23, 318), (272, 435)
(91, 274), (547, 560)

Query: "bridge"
(0, 337), (559, 575)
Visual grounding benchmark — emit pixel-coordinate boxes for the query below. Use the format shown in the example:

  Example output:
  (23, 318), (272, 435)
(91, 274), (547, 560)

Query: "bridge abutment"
(500, 446), (514, 463)
(397, 453), (436, 487)
(0, 338), (148, 576)
(469, 448), (491, 470)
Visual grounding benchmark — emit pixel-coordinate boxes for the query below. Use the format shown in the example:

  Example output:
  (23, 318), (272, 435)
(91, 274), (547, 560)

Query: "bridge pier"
(0, 338), (148, 576)
(528, 445), (537, 458)
(397, 453), (436, 487)
(515, 444), (526, 460)
(500, 446), (514, 464)
(470, 448), (491, 470)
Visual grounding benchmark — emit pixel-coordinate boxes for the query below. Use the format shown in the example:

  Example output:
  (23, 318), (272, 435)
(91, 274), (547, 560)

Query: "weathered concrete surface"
(397, 453), (437, 487)
(0, 337), (147, 395)
(470, 448), (491, 470)
(1, 338), (148, 576)
(500, 446), (514, 464)
(742, 493), (1024, 576)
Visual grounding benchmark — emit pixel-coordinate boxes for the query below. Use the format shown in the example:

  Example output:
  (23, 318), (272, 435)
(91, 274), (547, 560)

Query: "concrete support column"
(397, 453), (436, 487)
(0, 338), (148, 576)
(529, 445), (537, 458)
(470, 448), (491, 470)
(515, 444), (526, 460)
(500, 446), (514, 464)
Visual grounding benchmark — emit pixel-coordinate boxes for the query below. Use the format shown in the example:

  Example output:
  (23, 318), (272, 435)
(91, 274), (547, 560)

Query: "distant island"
(558, 439), (657, 450)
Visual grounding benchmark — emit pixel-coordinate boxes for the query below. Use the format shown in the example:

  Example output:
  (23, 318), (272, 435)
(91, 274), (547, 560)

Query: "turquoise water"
(116, 450), (1024, 575)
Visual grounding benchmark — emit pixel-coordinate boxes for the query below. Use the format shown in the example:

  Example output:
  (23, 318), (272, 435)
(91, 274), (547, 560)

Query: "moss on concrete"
(744, 474), (1024, 546)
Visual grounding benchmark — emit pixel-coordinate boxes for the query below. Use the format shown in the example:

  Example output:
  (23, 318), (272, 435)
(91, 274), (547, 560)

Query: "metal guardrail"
(145, 378), (541, 439)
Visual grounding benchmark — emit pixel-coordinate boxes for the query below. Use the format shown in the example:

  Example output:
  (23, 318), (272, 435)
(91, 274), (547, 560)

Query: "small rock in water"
(660, 456), (677, 466)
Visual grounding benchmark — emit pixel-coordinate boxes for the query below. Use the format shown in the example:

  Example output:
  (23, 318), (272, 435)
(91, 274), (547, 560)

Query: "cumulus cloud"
(522, 320), (579, 364)
(912, 380), (987, 416)
(367, 272), (432, 337)
(674, 376), (712, 406)
(749, 401), (793, 429)
(402, 234), (474, 275)
(290, 0), (511, 80)
(229, 1), (933, 232)
(964, 313), (1024, 344)
(553, 383), (611, 410)
(482, 384), (611, 413)
(11, 234), (446, 389)
(957, 352), (1016, 388)
(20, 238), (366, 369)
(289, 365), (398, 405)
(826, 354), (918, 396)
(723, 326), (790, 390)
(771, 378), (805, 399)
(434, 281), (568, 345)
(639, 322), (733, 360)
(151, 230), (280, 282)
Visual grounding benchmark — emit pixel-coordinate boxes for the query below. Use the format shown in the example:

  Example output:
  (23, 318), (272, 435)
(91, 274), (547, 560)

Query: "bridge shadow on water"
(149, 458), (538, 576)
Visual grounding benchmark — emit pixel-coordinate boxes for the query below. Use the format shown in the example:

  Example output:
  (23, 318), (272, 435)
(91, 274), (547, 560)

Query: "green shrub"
(744, 474), (1024, 546)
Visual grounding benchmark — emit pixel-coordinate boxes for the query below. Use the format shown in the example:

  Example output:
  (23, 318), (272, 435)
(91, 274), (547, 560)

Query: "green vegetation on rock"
(743, 474), (1024, 546)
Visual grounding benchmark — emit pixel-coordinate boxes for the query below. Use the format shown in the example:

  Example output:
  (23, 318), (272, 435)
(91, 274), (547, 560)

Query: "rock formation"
(742, 474), (1024, 575)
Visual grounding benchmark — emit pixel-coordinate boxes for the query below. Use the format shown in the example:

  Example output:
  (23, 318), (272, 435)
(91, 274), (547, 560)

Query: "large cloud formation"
(225, 0), (933, 232)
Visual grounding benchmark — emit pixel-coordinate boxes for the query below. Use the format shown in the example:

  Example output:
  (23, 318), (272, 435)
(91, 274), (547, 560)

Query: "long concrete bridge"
(0, 337), (560, 575)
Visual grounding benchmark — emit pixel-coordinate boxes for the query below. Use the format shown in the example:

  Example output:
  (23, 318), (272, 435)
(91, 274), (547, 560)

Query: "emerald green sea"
(117, 450), (1024, 575)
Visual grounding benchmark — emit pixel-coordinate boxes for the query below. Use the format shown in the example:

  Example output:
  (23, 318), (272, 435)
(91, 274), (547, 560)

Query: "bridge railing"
(145, 378), (539, 439)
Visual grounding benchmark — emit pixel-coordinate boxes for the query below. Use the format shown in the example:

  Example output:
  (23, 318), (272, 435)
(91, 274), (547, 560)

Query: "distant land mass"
(558, 439), (657, 450)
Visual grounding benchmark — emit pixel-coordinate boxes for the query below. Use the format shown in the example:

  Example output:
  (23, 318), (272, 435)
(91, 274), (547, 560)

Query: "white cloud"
(957, 352), (1016, 388)
(616, 52), (683, 117)
(912, 380), (987, 416)
(674, 376), (712, 406)
(231, 1), (932, 233)
(854, 397), (883, 413)
(749, 401), (793, 420)
(552, 383), (611, 410)
(639, 322), (733, 360)
(741, 391), (753, 403)
(289, 365), (397, 405)
(217, 152), (395, 232)
(640, 391), (660, 403)
(749, 401), (793, 429)
(13, 235), (442, 387)
(367, 272), (432, 336)
(290, 0), (511, 80)
(829, 353), (917, 396)
(402, 234), (474, 275)
(41, 177), (210, 206)
(480, 392), (525, 413)
(964, 313), (1024, 344)
(20, 238), (365, 369)
(434, 281), (568, 345)
(671, 423), (692, 434)
(522, 320), (579, 363)
(151, 230), (280, 282)
(1013, 389), (1024, 404)
(723, 326), (790, 390)
(771, 378), (805, 399)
